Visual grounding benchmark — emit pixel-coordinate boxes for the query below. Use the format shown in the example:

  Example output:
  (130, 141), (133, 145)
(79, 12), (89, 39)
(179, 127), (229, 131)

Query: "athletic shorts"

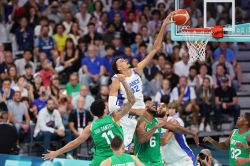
(164, 156), (194, 166)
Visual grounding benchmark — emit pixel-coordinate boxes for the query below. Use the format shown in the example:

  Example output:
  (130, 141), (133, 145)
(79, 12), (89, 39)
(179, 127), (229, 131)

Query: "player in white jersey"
(161, 103), (196, 166)
(109, 12), (175, 148)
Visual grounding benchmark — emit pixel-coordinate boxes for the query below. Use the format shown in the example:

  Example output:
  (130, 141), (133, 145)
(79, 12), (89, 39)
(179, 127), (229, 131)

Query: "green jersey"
(110, 153), (136, 166)
(134, 116), (163, 166)
(229, 129), (250, 166)
(90, 115), (124, 166)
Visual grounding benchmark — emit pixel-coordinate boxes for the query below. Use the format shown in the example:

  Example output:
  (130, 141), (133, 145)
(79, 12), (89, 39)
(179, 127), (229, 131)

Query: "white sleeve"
(55, 110), (65, 130)
(171, 87), (178, 101)
(108, 96), (120, 114)
(39, 110), (55, 133)
(154, 92), (161, 104)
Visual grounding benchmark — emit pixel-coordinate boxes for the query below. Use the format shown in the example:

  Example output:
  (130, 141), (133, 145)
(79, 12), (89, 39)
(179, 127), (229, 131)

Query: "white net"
(180, 26), (212, 62)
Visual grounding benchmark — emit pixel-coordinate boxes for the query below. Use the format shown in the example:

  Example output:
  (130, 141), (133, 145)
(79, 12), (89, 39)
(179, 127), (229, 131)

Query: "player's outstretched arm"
(203, 134), (231, 150)
(113, 74), (135, 122)
(135, 11), (175, 74)
(131, 155), (145, 166)
(163, 121), (199, 145)
(160, 120), (178, 145)
(108, 78), (120, 114)
(42, 124), (91, 160)
(136, 119), (165, 144)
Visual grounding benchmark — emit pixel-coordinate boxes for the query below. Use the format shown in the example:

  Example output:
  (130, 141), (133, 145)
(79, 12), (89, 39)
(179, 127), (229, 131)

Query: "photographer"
(197, 149), (221, 166)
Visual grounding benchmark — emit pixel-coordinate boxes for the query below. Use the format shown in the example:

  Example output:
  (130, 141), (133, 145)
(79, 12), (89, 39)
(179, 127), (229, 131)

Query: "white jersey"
(113, 69), (145, 109)
(161, 115), (196, 166)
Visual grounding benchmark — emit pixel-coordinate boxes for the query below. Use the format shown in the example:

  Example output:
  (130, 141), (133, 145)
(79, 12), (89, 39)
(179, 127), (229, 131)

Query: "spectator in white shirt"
(72, 85), (94, 110)
(15, 49), (35, 75)
(75, 3), (91, 32)
(174, 51), (192, 77)
(154, 79), (171, 105)
(34, 98), (72, 158)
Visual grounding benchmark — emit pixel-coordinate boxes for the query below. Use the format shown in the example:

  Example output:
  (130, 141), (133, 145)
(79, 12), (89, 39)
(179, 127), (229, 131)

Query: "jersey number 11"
(102, 130), (115, 144)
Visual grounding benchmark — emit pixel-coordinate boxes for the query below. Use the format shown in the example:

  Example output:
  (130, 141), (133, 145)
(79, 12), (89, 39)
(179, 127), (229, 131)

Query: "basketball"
(173, 9), (190, 25)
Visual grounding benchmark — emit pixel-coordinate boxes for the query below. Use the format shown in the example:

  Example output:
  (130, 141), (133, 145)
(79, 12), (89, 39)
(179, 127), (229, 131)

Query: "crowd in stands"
(0, 0), (249, 157)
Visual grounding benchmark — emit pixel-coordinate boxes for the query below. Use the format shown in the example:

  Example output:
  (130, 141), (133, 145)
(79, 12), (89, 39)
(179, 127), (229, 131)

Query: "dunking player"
(42, 75), (135, 166)
(133, 100), (199, 166)
(204, 113), (250, 166)
(161, 102), (196, 166)
(109, 11), (175, 149)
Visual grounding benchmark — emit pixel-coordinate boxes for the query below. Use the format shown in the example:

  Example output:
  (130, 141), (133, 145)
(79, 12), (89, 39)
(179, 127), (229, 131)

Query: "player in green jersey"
(204, 113), (250, 166)
(134, 98), (199, 166)
(101, 136), (144, 166)
(42, 74), (136, 166)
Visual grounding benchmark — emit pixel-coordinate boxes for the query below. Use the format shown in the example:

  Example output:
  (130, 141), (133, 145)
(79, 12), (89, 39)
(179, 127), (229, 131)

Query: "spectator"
(156, 53), (167, 73)
(164, 62), (179, 90)
(32, 74), (43, 99)
(15, 17), (34, 51)
(121, 46), (134, 64)
(196, 77), (214, 132)
(62, 12), (73, 34)
(34, 16), (53, 37)
(121, 21), (136, 46)
(66, 73), (80, 97)
(93, 0), (104, 21)
(143, 59), (159, 82)
(69, 22), (83, 45)
(171, 76), (199, 131)
(112, 34), (124, 56)
(0, 51), (14, 77)
(213, 64), (231, 88)
(60, 38), (80, 82)
(0, 77), (15, 104)
(103, 23), (116, 44)
(23, 64), (34, 85)
(58, 96), (72, 127)
(15, 49), (35, 75)
(72, 85), (95, 110)
(34, 25), (56, 59)
(0, 111), (18, 154)
(49, 75), (60, 100)
(108, 0), (125, 22)
(213, 42), (235, 63)
(131, 33), (143, 54)
(113, 12), (125, 33)
(188, 66), (198, 88)
(174, 52), (192, 77)
(75, 2), (91, 32)
(46, 1), (62, 23)
(53, 24), (69, 52)
(38, 59), (55, 87)
(83, 22), (102, 45)
(148, 9), (161, 34)
(141, 25), (153, 45)
(196, 64), (214, 89)
(69, 96), (93, 137)
(14, 76), (33, 100)
(7, 65), (18, 88)
(32, 86), (48, 113)
(214, 76), (240, 131)
(8, 89), (30, 135)
(33, 98), (72, 158)
(103, 45), (116, 76)
(95, 85), (109, 101)
(154, 79), (171, 105)
(135, 43), (147, 62)
(79, 44), (107, 86)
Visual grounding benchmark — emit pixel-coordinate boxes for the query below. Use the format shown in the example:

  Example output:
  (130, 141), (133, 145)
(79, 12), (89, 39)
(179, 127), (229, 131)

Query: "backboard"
(171, 0), (250, 42)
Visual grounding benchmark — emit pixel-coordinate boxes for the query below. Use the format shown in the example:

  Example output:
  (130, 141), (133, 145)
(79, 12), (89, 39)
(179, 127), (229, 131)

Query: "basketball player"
(133, 101), (199, 166)
(42, 75), (135, 166)
(109, 11), (175, 148)
(161, 102), (196, 166)
(100, 136), (144, 166)
(204, 113), (250, 166)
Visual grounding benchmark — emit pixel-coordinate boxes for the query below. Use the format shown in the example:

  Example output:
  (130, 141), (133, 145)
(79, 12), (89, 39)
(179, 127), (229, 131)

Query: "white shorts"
(120, 114), (138, 148)
(164, 156), (194, 166)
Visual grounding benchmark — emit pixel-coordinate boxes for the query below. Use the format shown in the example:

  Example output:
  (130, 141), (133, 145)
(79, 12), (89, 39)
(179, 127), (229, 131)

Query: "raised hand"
(203, 136), (213, 143)
(163, 11), (176, 26)
(42, 150), (59, 160)
(192, 134), (200, 145)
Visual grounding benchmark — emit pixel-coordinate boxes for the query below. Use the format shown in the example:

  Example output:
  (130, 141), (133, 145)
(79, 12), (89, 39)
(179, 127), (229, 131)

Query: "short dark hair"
(139, 43), (147, 48)
(112, 58), (120, 74)
(189, 66), (197, 71)
(23, 49), (32, 54)
(25, 63), (32, 69)
(105, 45), (115, 51)
(111, 136), (123, 151)
(2, 77), (11, 84)
(87, 22), (95, 27)
(90, 99), (106, 117)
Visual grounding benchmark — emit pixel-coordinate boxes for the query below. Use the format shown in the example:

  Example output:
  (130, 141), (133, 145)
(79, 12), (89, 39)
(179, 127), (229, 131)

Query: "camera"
(41, 91), (46, 96)
(198, 153), (207, 161)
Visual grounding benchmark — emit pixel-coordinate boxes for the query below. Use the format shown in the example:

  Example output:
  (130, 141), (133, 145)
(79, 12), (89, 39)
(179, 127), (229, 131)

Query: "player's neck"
(239, 126), (249, 134)
(113, 149), (123, 155)
(122, 69), (132, 77)
(144, 112), (153, 122)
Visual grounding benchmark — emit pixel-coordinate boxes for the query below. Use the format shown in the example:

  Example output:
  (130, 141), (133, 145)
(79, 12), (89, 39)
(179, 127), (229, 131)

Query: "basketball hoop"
(180, 26), (224, 62)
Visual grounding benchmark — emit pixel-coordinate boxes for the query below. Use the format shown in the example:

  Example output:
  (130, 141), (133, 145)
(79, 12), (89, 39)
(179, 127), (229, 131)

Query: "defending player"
(134, 100), (199, 166)
(204, 113), (250, 166)
(161, 102), (196, 166)
(42, 74), (135, 166)
(100, 136), (144, 166)
(109, 11), (175, 148)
